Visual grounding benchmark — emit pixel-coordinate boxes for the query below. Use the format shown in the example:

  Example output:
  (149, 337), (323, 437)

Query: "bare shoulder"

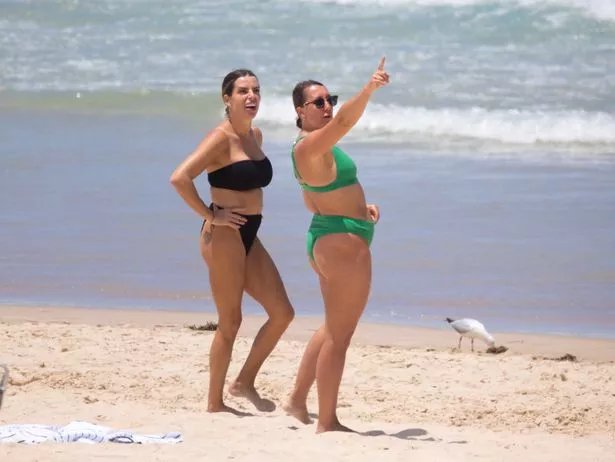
(292, 130), (307, 150)
(186, 125), (230, 172)
(206, 125), (231, 148)
(196, 125), (230, 157)
(252, 126), (263, 146)
(293, 130), (318, 159)
(171, 125), (230, 180)
(294, 117), (350, 162)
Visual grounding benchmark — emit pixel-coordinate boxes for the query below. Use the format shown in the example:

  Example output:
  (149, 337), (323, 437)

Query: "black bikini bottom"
(201, 204), (262, 254)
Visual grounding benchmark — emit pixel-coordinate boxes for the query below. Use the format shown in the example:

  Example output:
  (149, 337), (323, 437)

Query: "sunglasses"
(304, 94), (338, 109)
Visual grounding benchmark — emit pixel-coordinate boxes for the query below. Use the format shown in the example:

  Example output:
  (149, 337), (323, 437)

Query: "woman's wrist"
(362, 83), (375, 96)
(204, 207), (214, 222)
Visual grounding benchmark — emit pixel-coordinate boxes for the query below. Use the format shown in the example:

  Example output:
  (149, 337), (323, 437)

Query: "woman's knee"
(217, 312), (243, 340)
(268, 301), (294, 329)
(326, 324), (357, 351)
(276, 304), (295, 327)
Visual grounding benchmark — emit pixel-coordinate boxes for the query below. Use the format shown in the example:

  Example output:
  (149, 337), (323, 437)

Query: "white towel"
(0, 420), (183, 444)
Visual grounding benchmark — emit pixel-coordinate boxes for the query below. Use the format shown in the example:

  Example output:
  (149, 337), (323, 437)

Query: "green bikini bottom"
(306, 214), (375, 261)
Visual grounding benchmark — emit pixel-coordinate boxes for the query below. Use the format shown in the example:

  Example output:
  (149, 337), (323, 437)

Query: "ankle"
(317, 414), (339, 428)
(207, 400), (225, 412)
(232, 377), (255, 390)
(288, 390), (308, 406)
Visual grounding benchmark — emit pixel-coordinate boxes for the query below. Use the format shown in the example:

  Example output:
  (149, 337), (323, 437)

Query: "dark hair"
(292, 79), (324, 128)
(222, 69), (258, 117)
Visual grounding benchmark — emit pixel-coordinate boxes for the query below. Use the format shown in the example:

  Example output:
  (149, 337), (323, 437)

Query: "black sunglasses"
(304, 94), (338, 109)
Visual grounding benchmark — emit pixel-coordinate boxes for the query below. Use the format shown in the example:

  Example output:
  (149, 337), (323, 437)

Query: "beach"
(2, 1), (615, 459)
(1, 305), (614, 461)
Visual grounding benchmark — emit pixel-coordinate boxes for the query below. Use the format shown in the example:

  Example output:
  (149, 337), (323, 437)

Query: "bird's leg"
(458, 336), (462, 350)
(471, 338), (474, 352)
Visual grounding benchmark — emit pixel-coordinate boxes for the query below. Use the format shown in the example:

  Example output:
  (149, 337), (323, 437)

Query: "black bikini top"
(207, 157), (273, 191)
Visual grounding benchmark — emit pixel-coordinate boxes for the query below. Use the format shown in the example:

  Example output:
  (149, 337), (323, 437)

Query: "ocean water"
(1, 0), (614, 338)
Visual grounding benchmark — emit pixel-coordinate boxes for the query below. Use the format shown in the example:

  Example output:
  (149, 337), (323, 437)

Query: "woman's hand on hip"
(210, 206), (247, 229)
(367, 204), (380, 223)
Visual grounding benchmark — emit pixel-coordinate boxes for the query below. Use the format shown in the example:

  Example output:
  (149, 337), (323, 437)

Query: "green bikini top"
(291, 136), (359, 193)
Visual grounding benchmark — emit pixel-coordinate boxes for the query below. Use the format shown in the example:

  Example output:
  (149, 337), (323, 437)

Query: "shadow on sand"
(361, 427), (468, 444)
(360, 428), (430, 440)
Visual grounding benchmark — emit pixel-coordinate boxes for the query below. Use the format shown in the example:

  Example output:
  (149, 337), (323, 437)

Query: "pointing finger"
(377, 56), (386, 71)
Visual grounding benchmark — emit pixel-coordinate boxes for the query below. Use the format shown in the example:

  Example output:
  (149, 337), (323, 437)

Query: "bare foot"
(207, 403), (252, 417)
(283, 400), (312, 425)
(229, 381), (276, 412)
(316, 420), (356, 434)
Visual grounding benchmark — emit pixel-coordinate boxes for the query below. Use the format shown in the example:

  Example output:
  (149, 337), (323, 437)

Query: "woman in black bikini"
(170, 69), (294, 414)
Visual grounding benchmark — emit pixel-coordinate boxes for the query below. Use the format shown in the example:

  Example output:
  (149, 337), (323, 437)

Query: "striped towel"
(0, 421), (183, 444)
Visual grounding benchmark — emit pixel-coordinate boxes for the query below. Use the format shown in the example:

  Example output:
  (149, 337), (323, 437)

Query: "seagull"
(446, 318), (496, 352)
(0, 364), (8, 410)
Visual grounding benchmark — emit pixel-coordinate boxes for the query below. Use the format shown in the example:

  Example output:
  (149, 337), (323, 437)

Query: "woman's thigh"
(244, 238), (293, 318)
(201, 224), (246, 320)
(312, 233), (372, 342)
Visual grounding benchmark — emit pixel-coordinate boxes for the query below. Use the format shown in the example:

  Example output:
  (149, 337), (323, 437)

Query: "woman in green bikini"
(284, 57), (390, 433)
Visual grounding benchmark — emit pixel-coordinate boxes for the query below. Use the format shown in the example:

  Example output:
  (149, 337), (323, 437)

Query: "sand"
(1, 305), (614, 461)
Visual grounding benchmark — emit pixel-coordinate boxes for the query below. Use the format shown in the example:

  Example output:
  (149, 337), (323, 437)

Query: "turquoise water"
(2, 0), (615, 147)
(1, 0), (614, 337)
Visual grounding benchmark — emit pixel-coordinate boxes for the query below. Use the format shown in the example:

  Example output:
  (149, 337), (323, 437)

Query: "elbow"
(169, 171), (186, 190)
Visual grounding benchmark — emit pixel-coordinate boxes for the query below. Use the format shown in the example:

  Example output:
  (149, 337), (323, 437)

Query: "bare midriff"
(210, 187), (264, 215)
(302, 183), (369, 221)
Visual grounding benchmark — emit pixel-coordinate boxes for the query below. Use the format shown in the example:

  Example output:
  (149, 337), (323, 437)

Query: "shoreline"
(2, 304), (614, 362)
